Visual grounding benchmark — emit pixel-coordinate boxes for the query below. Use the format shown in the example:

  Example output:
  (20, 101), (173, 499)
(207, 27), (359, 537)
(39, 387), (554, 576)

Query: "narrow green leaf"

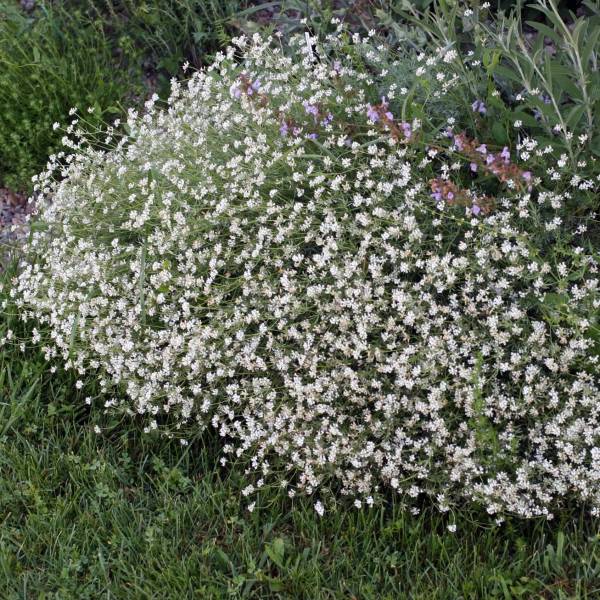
(551, 73), (582, 102)
(582, 25), (600, 65)
(491, 121), (508, 144)
(234, 2), (282, 17)
(525, 21), (563, 47)
(566, 103), (585, 128)
(493, 64), (524, 84)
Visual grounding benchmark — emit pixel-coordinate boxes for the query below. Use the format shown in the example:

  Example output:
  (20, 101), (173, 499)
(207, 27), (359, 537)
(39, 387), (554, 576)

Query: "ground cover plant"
(12, 15), (600, 519)
(2, 263), (600, 598)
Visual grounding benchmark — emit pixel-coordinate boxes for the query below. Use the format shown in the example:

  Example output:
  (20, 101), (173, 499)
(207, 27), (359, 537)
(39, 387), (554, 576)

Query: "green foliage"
(1, 0), (600, 594)
(370, 0), (600, 216)
(0, 0), (249, 192)
(0, 1), (137, 191)
(231, 0), (588, 54)
(80, 0), (251, 91)
(485, 0), (600, 180)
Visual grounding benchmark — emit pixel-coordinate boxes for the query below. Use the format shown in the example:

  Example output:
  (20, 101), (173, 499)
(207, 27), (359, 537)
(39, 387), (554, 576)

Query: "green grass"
(0, 1), (137, 191)
(0, 267), (599, 599)
(0, 0), (249, 192)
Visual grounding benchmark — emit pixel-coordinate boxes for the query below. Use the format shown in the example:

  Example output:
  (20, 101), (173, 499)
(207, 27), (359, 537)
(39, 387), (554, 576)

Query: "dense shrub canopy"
(13, 29), (600, 517)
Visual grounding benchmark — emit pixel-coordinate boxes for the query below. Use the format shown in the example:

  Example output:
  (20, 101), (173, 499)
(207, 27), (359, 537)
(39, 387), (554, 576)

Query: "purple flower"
(230, 84), (241, 99)
(486, 154), (495, 165)
(366, 104), (379, 122)
(476, 144), (487, 155)
(384, 111), (394, 121)
(471, 204), (481, 215)
(431, 191), (443, 202)
(447, 192), (454, 201)
(320, 112), (333, 127)
(501, 147), (510, 162)
(303, 101), (319, 119)
(293, 127), (301, 136)
(251, 79), (261, 92)
(333, 60), (341, 73)
(280, 122), (288, 137)
(472, 99), (487, 115)
(470, 162), (478, 172)
(401, 122), (412, 138)
(522, 171), (532, 182)
(306, 132), (318, 140)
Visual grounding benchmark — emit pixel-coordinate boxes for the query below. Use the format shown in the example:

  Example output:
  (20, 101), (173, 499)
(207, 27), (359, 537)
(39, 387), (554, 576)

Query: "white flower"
(15, 28), (600, 520)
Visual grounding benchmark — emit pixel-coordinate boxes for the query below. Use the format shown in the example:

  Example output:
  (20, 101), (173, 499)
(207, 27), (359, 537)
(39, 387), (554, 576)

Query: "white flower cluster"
(13, 32), (600, 517)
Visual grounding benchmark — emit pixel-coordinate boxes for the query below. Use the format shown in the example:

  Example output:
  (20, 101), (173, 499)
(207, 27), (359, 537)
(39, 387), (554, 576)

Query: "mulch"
(0, 188), (35, 266)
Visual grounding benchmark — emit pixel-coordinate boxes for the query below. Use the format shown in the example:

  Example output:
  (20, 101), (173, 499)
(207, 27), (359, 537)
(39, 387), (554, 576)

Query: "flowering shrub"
(12, 28), (600, 518)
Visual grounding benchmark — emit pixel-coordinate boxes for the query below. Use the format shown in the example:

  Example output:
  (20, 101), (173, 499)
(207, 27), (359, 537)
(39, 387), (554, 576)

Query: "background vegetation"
(0, 0), (250, 191)
(0, 0), (592, 191)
